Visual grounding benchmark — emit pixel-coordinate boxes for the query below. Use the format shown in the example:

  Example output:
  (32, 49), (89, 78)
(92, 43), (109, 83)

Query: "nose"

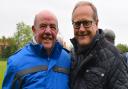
(79, 23), (85, 31)
(44, 26), (52, 35)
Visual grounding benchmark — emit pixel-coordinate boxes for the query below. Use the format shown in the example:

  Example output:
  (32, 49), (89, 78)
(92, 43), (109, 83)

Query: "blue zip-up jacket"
(2, 41), (71, 89)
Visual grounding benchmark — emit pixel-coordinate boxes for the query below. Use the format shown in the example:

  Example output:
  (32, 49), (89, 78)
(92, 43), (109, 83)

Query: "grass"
(0, 59), (7, 89)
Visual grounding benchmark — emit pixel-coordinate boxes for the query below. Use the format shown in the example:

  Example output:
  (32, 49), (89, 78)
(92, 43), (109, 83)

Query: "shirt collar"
(32, 36), (38, 45)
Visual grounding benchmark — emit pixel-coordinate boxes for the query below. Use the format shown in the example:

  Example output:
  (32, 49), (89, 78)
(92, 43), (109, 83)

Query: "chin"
(78, 40), (91, 46)
(44, 45), (53, 49)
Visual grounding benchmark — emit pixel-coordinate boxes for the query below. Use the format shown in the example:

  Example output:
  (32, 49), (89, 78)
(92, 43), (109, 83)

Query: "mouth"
(42, 36), (53, 40)
(76, 32), (90, 36)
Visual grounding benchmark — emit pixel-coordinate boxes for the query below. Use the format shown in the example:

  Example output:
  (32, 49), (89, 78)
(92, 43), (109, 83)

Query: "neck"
(45, 43), (55, 56)
(46, 49), (52, 56)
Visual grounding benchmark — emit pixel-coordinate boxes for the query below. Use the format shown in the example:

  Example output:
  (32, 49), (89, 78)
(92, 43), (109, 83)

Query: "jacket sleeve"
(108, 56), (128, 89)
(2, 59), (16, 89)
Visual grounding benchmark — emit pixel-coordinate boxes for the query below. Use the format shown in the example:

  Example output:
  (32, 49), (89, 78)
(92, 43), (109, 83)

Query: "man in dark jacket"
(70, 1), (128, 89)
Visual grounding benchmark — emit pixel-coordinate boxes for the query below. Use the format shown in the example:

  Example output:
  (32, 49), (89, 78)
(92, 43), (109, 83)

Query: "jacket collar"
(70, 29), (104, 55)
(29, 41), (62, 59)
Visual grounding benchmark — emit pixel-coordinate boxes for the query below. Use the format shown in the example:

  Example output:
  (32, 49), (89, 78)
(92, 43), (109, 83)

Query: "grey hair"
(72, 1), (98, 22)
(104, 29), (115, 44)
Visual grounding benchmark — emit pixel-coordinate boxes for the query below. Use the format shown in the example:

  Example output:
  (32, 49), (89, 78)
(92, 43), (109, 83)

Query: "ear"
(95, 20), (99, 26)
(32, 26), (36, 33)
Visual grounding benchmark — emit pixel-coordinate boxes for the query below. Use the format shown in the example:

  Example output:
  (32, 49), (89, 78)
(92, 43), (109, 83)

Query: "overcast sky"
(0, 0), (128, 45)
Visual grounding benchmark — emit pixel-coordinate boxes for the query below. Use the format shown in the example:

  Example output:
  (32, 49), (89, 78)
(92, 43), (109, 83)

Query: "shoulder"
(12, 43), (30, 56)
(63, 48), (70, 53)
(97, 38), (120, 58)
(95, 40), (121, 66)
(61, 48), (71, 58)
(7, 45), (30, 68)
(13, 48), (22, 55)
(59, 48), (71, 63)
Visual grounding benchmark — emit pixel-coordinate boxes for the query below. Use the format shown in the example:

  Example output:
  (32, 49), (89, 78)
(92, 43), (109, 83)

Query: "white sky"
(0, 0), (128, 45)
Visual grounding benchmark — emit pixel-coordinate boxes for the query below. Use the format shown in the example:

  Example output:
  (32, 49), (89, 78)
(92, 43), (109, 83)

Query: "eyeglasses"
(72, 20), (94, 29)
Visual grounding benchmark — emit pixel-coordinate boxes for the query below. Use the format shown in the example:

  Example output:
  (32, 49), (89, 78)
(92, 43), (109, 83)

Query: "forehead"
(72, 5), (94, 21)
(35, 13), (58, 25)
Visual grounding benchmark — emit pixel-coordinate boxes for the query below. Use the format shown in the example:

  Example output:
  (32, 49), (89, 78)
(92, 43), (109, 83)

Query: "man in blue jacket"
(2, 10), (71, 89)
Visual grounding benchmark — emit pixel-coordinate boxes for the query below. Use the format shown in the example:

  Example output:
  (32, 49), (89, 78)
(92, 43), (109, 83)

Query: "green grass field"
(0, 60), (7, 89)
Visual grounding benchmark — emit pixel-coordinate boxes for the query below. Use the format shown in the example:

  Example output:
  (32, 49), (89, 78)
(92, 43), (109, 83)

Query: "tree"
(0, 22), (32, 59)
(116, 43), (128, 53)
(0, 36), (6, 58)
(1, 36), (6, 47)
(0, 37), (17, 58)
(14, 22), (33, 49)
(6, 37), (17, 56)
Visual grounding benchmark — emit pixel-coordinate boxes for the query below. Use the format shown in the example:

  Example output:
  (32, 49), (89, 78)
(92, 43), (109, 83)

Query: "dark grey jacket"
(70, 29), (128, 89)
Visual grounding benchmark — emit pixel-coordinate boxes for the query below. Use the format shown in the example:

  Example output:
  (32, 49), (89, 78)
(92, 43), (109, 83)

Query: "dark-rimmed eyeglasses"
(72, 20), (94, 29)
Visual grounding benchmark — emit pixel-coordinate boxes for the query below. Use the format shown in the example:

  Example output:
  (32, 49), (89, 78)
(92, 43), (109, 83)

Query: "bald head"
(32, 10), (59, 53)
(33, 10), (58, 29)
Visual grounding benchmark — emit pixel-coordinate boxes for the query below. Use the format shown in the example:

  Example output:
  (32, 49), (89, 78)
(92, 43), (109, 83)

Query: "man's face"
(72, 5), (98, 46)
(32, 14), (58, 50)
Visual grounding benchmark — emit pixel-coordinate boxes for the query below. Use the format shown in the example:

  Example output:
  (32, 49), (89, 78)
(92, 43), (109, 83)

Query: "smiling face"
(72, 5), (98, 46)
(32, 11), (58, 50)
